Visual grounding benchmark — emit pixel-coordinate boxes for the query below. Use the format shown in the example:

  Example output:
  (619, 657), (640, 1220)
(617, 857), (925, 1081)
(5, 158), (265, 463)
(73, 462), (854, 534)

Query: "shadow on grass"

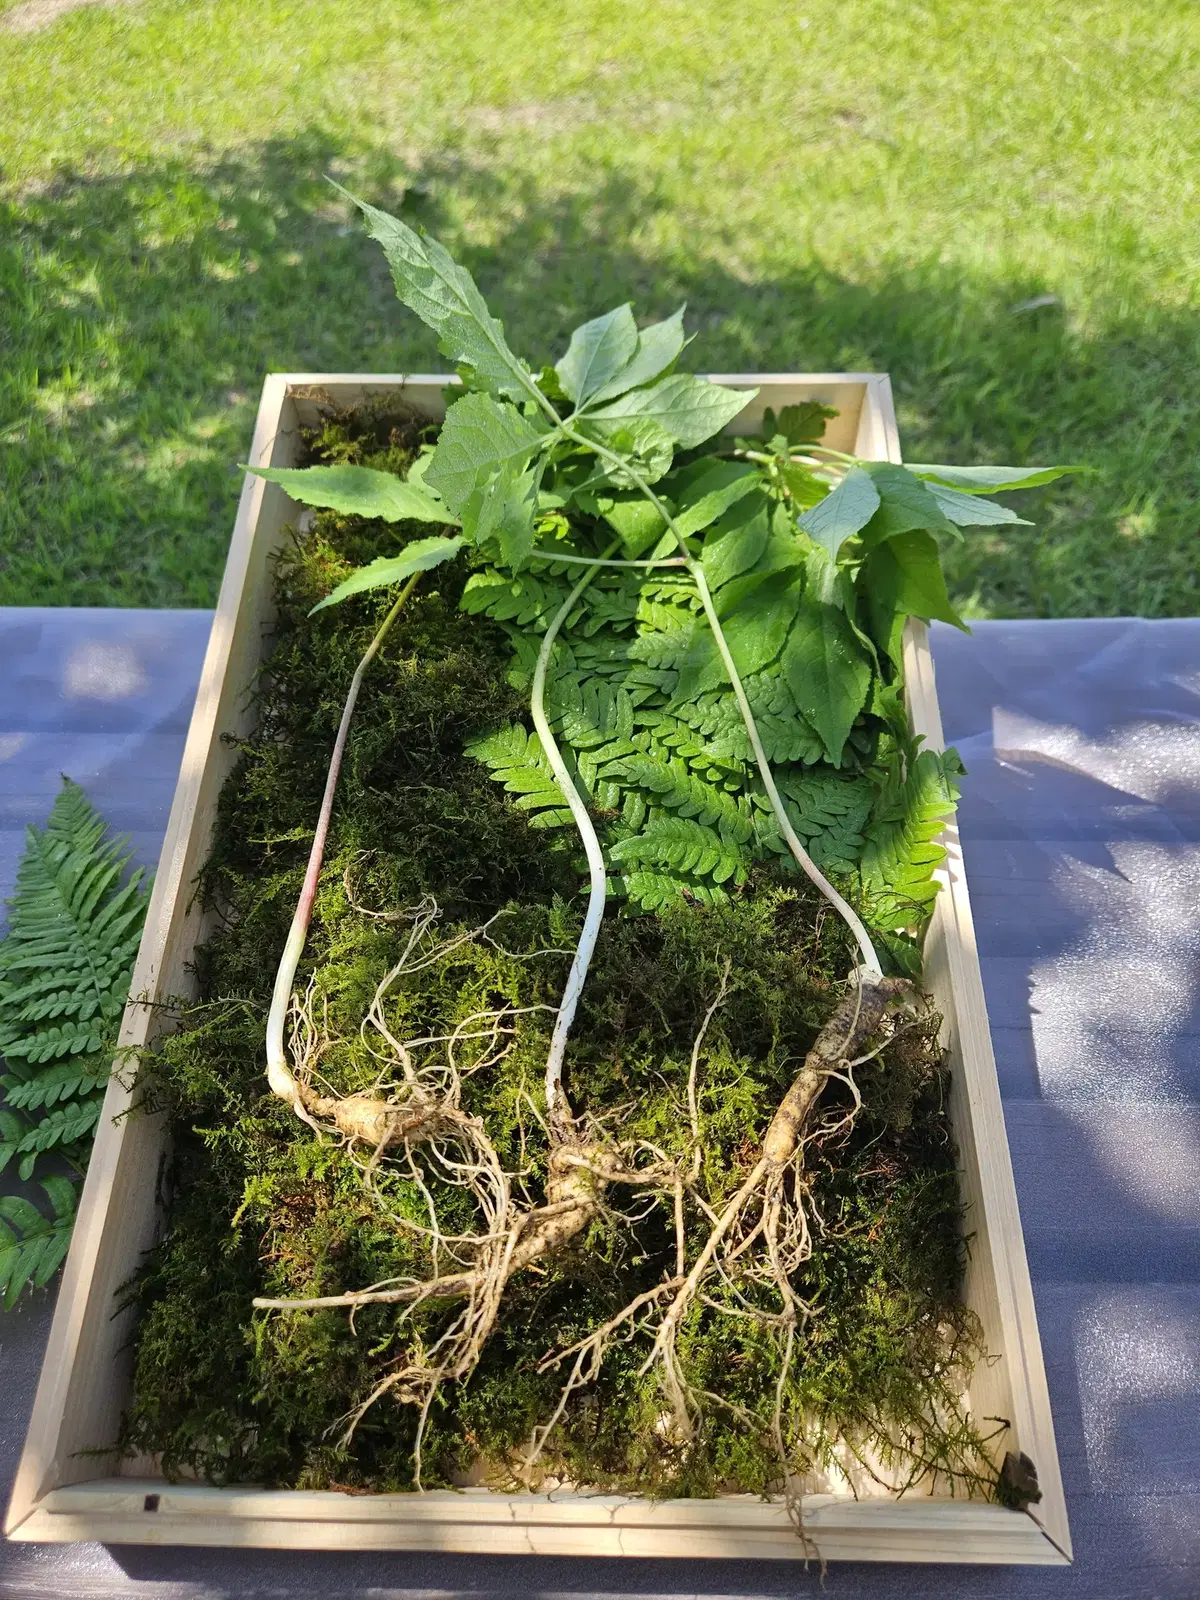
(2, 126), (1198, 612)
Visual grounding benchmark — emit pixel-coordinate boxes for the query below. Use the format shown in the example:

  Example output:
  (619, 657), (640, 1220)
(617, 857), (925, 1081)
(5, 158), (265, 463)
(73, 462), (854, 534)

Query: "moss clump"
(120, 402), (995, 1501)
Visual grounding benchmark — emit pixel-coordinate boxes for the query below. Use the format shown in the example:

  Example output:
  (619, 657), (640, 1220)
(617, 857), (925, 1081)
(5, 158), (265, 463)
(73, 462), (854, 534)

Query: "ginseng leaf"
(673, 461), (762, 539)
(469, 457), (540, 570)
(588, 374), (754, 449)
(861, 464), (957, 544)
(424, 391), (545, 514)
(337, 186), (540, 406)
(555, 304), (639, 404)
(310, 537), (467, 613)
(861, 531), (967, 632)
(762, 401), (837, 445)
(907, 463), (1080, 494)
(577, 415), (676, 486)
(676, 571), (801, 699)
(781, 598), (874, 766)
(797, 467), (880, 560)
(245, 465), (457, 525)
(701, 497), (771, 589)
(925, 483), (1032, 527)
(585, 306), (688, 406)
(592, 495), (669, 557)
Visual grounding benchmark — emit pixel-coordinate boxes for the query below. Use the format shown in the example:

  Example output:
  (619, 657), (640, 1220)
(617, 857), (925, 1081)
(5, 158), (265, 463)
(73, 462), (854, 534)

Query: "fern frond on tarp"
(860, 750), (965, 929)
(0, 778), (151, 1303)
(0, 1177), (77, 1311)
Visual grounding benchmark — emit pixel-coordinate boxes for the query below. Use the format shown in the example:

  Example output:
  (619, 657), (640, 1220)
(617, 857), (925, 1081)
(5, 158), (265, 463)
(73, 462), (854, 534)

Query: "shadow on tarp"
(3, 126), (1200, 611)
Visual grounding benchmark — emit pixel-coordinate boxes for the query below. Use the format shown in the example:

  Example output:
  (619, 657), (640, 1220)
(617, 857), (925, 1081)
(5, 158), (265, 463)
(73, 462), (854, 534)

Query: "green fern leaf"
(14, 1093), (103, 1156)
(609, 869), (727, 912)
(3, 1056), (110, 1110)
(609, 814), (748, 884)
(0, 1108), (27, 1177)
(0, 779), (149, 1278)
(460, 568), (572, 628)
(601, 754), (754, 842)
(4, 1019), (106, 1063)
(0, 1177), (78, 1308)
(860, 749), (964, 928)
(465, 723), (574, 828)
(753, 769), (876, 875)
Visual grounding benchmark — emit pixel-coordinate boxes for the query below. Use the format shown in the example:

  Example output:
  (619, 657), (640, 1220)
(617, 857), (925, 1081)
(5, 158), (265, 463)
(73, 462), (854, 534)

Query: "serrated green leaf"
(779, 461), (827, 510)
(674, 460), (762, 539)
(763, 401), (837, 446)
(585, 306), (688, 406)
(924, 482), (1032, 527)
(797, 467), (880, 560)
(700, 497), (771, 589)
(310, 536), (466, 613)
(245, 464), (457, 525)
(907, 463), (1079, 494)
(594, 495), (668, 557)
(424, 392), (545, 514)
(676, 571), (801, 700)
(338, 187), (540, 406)
(468, 456), (540, 569)
(861, 531), (968, 637)
(588, 374), (754, 449)
(578, 415), (676, 485)
(555, 304), (639, 404)
(862, 464), (956, 545)
(781, 599), (873, 765)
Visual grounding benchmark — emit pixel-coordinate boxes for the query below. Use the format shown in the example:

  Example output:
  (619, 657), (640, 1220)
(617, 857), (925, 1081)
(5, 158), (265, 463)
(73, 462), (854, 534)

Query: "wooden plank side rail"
(5, 374), (1069, 1564)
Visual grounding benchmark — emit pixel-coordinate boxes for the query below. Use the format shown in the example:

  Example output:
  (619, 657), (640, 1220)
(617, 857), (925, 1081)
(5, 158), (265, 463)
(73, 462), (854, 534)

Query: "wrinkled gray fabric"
(0, 608), (1196, 1599)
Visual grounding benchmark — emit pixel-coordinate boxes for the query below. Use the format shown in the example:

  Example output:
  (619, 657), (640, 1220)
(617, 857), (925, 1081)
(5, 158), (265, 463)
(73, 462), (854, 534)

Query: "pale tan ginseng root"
(525, 971), (916, 1496)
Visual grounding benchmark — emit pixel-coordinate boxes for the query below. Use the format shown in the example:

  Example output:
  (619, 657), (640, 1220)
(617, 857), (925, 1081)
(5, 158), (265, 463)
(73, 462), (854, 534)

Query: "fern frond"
(3, 1056), (110, 1110)
(860, 749), (964, 929)
(672, 670), (824, 766)
(600, 753), (754, 842)
(609, 814), (748, 885)
(609, 869), (728, 912)
(0, 1108), (27, 1177)
(753, 769), (876, 875)
(0, 779), (149, 1289)
(460, 568), (573, 628)
(464, 723), (574, 828)
(13, 1094), (103, 1156)
(0, 1178), (78, 1309)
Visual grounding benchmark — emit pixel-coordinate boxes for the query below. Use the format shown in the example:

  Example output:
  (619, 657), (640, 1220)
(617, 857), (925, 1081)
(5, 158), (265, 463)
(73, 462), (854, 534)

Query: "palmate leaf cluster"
(257, 193), (1070, 940)
(0, 779), (150, 1307)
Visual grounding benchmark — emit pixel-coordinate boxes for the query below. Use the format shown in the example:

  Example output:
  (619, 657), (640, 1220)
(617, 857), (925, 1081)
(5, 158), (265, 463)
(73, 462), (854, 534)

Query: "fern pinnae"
(0, 779), (151, 1302)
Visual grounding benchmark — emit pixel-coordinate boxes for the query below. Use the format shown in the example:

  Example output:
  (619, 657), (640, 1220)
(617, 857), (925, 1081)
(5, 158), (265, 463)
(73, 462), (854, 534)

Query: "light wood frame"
(5, 374), (1071, 1565)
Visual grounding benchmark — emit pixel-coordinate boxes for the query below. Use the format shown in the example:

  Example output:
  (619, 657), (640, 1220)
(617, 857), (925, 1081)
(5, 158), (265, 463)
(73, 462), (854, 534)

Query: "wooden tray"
(5, 373), (1071, 1564)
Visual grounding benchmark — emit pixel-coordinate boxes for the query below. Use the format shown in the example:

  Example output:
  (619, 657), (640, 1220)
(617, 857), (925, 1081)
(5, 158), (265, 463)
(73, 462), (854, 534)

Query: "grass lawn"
(1, 0), (1197, 615)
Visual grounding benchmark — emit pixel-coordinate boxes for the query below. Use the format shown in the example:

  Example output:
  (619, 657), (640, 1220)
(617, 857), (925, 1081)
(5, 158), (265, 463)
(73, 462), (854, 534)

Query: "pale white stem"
(266, 576), (420, 1119)
(528, 550), (618, 1136)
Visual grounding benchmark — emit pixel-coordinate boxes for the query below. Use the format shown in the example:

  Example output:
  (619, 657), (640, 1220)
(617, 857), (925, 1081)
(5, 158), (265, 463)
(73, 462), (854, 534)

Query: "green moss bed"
(119, 401), (998, 1504)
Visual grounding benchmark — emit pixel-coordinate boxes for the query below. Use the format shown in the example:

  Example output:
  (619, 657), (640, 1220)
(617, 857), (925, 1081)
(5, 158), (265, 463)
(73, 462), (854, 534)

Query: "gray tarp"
(1, 609), (1197, 1599)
